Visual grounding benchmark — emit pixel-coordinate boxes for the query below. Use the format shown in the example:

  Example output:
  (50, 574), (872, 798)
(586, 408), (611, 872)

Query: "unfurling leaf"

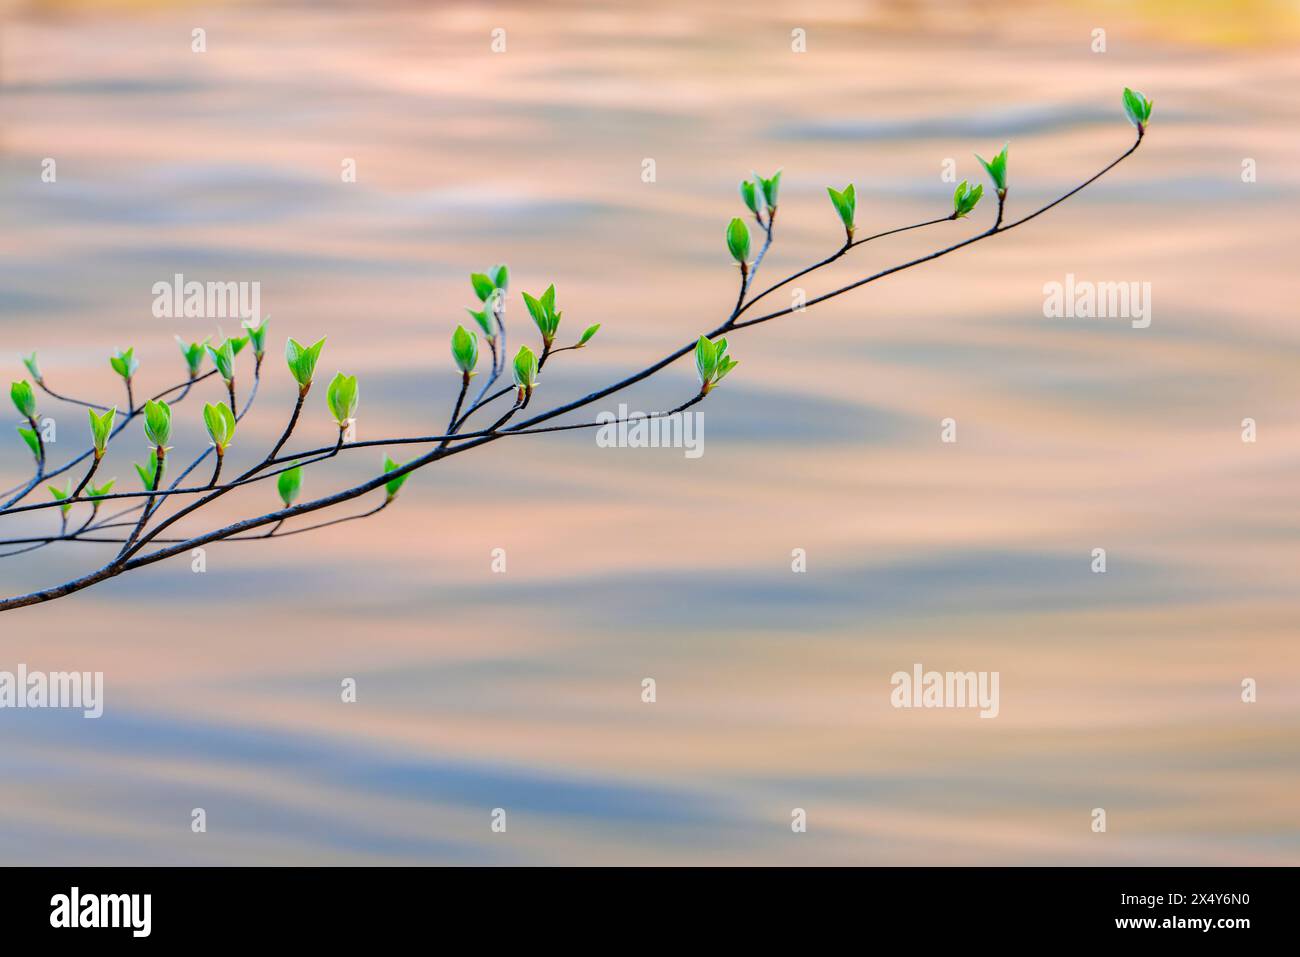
(277, 462), (303, 507)
(176, 336), (209, 377)
(205, 338), (237, 383)
(726, 217), (751, 266)
(285, 336), (326, 389)
(10, 380), (36, 419)
(325, 372), (359, 427)
(1122, 87), (1153, 131)
(740, 179), (759, 215)
(470, 272), (497, 302)
(382, 455), (410, 501)
(88, 406), (117, 456)
(21, 352), (41, 383)
(109, 347), (139, 381)
(976, 144), (1009, 193)
(756, 170), (782, 210)
(576, 323), (601, 348)
(491, 264), (509, 291)
(466, 307), (496, 339)
(134, 448), (159, 490)
(202, 401), (236, 452)
(242, 317), (269, 357)
(512, 345), (539, 396)
(826, 184), (856, 238)
(522, 285), (561, 343)
(17, 426), (40, 460)
(451, 325), (479, 375)
(142, 399), (172, 449)
(695, 335), (738, 394)
(952, 180), (984, 219)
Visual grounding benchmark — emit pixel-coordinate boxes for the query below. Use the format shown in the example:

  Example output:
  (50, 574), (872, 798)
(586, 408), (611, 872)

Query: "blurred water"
(1, 0), (1298, 864)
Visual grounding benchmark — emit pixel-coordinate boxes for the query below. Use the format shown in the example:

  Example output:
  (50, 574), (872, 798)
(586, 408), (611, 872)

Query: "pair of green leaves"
(952, 180), (984, 219)
(451, 326), (478, 375)
(1122, 87), (1153, 131)
(471, 265), (509, 303)
(87, 478), (115, 501)
(109, 348), (139, 381)
(467, 266), (509, 338)
(202, 402), (236, 453)
(143, 399), (172, 449)
(176, 336), (209, 377)
(512, 345), (539, 395)
(88, 406), (116, 456)
(206, 336), (247, 383)
(522, 285), (561, 344)
(286, 337), (326, 389)
(726, 218), (751, 266)
(326, 372), (359, 427)
(10, 380), (36, 419)
(976, 145), (1009, 194)
(695, 335), (738, 394)
(243, 317), (269, 357)
(827, 184), (856, 238)
(47, 481), (73, 517)
(739, 170), (781, 215)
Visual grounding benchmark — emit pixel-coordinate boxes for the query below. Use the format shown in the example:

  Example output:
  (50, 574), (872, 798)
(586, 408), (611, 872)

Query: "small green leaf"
(142, 399), (172, 448)
(975, 144), (1009, 193)
(202, 401), (236, 452)
(491, 264), (509, 291)
(470, 272), (496, 302)
(21, 352), (41, 383)
(694, 335), (717, 388)
(740, 179), (759, 215)
(325, 372), (359, 426)
(88, 406), (117, 455)
(451, 325), (479, 375)
(757, 169), (782, 210)
(466, 307), (496, 339)
(10, 380), (36, 419)
(382, 455), (410, 501)
(512, 345), (538, 394)
(135, 448), (159, 490)
(726, 217), (751, 265)
(277, 462), (303, 507)
(576, 323), (601, 348)
(17, 426), (40, 460)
